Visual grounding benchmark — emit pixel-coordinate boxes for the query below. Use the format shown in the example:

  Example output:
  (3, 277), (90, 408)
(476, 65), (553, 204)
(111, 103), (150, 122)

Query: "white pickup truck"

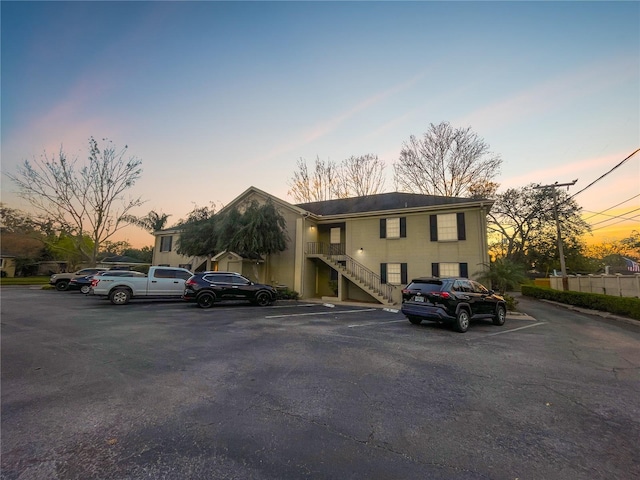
(91, 266), (193, 305)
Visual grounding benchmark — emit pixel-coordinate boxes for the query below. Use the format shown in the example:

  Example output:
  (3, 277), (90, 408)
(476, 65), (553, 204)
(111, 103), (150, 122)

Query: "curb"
(540, 299), (639, 326)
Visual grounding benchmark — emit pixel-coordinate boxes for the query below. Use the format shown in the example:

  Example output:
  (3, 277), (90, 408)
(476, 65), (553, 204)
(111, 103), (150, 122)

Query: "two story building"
(152, 186), (494, 305)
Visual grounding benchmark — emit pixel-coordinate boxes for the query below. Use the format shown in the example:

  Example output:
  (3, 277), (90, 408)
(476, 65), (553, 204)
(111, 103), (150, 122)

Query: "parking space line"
(478, 322), (548, 337)
(268, 303), (319, 309)
(347, 319), (407, 328)
(265, 308), (377, 319)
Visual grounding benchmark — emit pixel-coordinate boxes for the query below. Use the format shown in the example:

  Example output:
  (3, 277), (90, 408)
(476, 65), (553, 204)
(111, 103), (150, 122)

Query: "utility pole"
(534, 180), (577, 291)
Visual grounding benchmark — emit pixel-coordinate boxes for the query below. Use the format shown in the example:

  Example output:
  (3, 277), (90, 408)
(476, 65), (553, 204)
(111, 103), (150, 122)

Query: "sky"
(2, 1), (639, 249)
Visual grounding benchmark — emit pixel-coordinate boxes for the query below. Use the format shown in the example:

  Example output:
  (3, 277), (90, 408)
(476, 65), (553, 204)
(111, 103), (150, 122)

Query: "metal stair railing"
(307, 242), (395, 301)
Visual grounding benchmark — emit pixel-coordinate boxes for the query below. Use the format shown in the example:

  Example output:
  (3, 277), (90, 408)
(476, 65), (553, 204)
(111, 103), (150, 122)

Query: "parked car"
(91, 266), (192, 305)
(183, 272), (277, 308)
(50, 268), (108, 291)
(401, 277), (506, 333)
(71, 271), (146, 294)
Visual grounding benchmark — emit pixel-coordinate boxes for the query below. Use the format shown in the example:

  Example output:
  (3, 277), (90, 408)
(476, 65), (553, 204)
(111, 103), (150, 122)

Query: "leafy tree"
(475, 258), (527, 294)
(224, 199), (288, 256)
(101, 240), (132, 256)
(49, 233), (94, 270)
(288, 154), (386, 202)
(122, 210), (171, 233)
(6, 137), (143, 265)
(393, 121), (502, 197)
(176, 204), (219, 259)
(488, 184), (590, 272)
(122, 246), (153, 263)
(620, 230), (640, 259)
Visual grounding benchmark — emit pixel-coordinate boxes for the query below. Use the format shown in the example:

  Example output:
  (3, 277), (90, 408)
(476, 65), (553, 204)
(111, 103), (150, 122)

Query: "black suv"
(401, 277), (506, 333)
(183, 272), (277, 308)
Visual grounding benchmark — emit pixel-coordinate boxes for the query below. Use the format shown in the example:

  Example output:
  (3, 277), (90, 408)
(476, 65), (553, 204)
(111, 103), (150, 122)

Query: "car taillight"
(431, 292), (450, 299)
(91, 279), (99, 287)
(186, 278), (197, 287)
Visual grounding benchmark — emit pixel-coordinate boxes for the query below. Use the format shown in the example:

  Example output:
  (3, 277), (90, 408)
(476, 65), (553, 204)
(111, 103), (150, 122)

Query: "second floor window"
(380, 217), (406, 239)
(160, 236), (173, 252)
(430, 213), (466, 241)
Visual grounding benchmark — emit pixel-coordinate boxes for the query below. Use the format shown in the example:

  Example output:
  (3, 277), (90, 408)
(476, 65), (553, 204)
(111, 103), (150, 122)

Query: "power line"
(588, 207), (640, 226)
(591, 214), (640, 232)
(582, 194), (640, 221)
(569, 148), (640, 200)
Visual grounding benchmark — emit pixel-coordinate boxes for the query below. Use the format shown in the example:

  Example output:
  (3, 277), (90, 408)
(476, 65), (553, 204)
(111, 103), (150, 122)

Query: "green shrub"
(521, 285), (640, 320)
(503, 293), (519, 312)
(0, 276), (50, 286)
(276, 287), (299, 300)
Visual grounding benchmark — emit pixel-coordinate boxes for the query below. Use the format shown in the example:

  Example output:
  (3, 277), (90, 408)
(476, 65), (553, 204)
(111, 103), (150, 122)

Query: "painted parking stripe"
(265, 308), (377, 319)
(348, 319), (407, 328)
(478, 322), (548, 337)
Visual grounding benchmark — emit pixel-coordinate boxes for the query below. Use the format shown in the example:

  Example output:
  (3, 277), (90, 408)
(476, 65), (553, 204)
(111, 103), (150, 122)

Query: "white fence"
(550, 275), (640, 298)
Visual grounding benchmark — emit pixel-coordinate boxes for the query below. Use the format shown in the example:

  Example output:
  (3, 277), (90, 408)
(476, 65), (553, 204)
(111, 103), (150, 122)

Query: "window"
(437, 214), (457, 241)
(330, 227), (341, 244)
(380, 263), (408, 285)
(471, 281), (489, 294)
(429, 213), (466, 241)
(160, 235), (173, 252)
(431, 262), (469, 278)
(380, 218), (406, 239)
(387, 263), (402, 284)
(231, 275), (250, 285)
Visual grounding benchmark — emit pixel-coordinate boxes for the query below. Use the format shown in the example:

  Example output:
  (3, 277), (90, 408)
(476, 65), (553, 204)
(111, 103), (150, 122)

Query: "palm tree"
(475, 258), (526, 294)
(123, 210), (171, 233)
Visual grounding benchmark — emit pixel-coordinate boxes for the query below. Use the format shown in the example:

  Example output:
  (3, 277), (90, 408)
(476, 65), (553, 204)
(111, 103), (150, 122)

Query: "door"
(330, 227), (342, 255)
(150, 268), (189, 295)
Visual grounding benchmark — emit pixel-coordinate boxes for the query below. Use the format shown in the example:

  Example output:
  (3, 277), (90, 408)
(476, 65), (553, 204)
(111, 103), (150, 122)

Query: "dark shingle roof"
(295, 192), (482, 216)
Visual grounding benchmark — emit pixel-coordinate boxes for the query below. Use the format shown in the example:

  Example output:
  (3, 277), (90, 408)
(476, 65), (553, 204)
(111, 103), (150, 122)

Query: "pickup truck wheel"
(255, 292), (271, 307)
(80, 285), (91, 294)
(55, 280), (69, 291)
(110, 288), (131, 305)
(407, 316), (422, 325)
(454, 309), (470, 333)
(197, 292), (215, 308)
(493, 305), (506, 326)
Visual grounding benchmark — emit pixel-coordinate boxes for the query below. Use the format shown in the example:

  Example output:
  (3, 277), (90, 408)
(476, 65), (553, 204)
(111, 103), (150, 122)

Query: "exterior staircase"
(307, 243), (397, 306)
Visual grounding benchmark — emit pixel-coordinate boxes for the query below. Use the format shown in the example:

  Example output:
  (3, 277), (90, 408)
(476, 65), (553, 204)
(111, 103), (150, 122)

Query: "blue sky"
(2, 1), (639, 247)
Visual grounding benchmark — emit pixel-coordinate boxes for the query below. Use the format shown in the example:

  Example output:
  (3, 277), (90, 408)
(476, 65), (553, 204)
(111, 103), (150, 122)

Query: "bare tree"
(334, 154), (386, 198)
(6, 137), (143, 265)
(287, 157), (340, 203)
(393, 122), (502, 197)
(288, 154), (386, 202)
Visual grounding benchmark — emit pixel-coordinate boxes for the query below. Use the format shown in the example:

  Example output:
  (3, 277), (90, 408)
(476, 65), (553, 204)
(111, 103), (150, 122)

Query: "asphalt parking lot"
(2, 288), (639, 479)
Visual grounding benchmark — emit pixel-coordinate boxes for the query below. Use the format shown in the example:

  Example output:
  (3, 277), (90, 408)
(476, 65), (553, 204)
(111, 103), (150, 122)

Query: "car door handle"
(151, 280), (157, 283)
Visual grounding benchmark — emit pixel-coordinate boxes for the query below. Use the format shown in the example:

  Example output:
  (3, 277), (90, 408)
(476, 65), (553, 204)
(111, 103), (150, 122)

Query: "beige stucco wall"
(344, 207), (489, 283)
(1, 257), (16, 278)
(152, 188), (492, 303)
